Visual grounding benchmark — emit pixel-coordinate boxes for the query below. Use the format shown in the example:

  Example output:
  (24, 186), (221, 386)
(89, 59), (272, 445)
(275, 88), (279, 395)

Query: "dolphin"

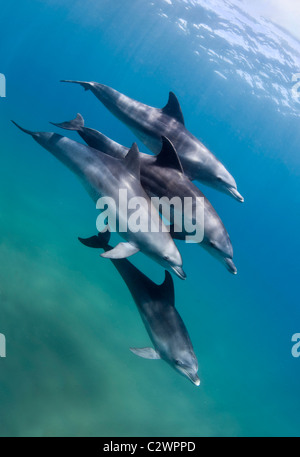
(52, 114), (237, 274)
(12, 121), (185, 279)
(79, 230), (200, 386)
(61, 80), (244, 203)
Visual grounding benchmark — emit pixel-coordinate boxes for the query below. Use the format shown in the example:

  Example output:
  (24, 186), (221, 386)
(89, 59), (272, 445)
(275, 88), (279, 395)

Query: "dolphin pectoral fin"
(100, 242), (139, 259)
(162, 92), (185, 125)
(155, 137), (184, 173)
(130, 347), (161, 360)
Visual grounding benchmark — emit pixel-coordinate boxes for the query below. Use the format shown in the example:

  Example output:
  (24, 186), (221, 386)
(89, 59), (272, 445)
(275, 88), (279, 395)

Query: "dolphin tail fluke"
(11, 120), (35, 136)
(78, 229), (111, 249)
(61, 80), (92, 91)
(50, 113), (84, 131)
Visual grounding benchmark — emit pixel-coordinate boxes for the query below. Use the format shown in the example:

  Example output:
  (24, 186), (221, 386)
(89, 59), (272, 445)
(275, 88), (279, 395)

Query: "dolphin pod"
(61, 80), (244, 203)
(12, 122), (185, 280)
(12, 78), (244, 385)
(52, 113), (237, 274)
(79, 231), (200, 386)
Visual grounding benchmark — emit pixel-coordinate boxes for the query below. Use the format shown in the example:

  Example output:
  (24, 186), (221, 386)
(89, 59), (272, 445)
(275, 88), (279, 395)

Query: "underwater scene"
(0, 0), (300, 437)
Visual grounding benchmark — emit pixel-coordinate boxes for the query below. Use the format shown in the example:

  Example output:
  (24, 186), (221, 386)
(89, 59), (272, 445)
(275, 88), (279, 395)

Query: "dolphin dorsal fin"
(124, 143), (141, 180)
(155, 137), (184, 173)
(162, 92), (185, 125)
(156, 271), (175, 307)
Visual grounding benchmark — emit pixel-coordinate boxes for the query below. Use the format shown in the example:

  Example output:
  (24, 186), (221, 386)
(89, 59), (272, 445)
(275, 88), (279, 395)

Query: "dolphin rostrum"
(12, 121), (186, 279)
(61, 80), (244, 202)
(79, 230), (200, 386)
(52, 114), (237, 274)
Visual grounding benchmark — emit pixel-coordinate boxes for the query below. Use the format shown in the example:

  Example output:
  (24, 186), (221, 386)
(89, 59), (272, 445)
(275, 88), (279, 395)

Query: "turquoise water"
(1, 0), (300, 437)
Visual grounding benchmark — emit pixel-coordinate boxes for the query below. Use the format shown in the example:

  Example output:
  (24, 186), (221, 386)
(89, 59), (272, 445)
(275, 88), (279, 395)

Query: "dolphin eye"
(175, 360), (183, 366)
(163, 255), (170, 261)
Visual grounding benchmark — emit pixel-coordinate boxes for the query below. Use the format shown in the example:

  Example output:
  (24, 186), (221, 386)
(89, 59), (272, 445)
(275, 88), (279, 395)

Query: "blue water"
(0, 0), (300, 437)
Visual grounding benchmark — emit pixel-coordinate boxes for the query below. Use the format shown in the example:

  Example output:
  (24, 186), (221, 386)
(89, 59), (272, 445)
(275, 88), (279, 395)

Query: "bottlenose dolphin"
(61, 80), (244, 202)
(12, 121), (185, 279)
(79, 230), (200, 386)
(52, 114), (237, 274)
